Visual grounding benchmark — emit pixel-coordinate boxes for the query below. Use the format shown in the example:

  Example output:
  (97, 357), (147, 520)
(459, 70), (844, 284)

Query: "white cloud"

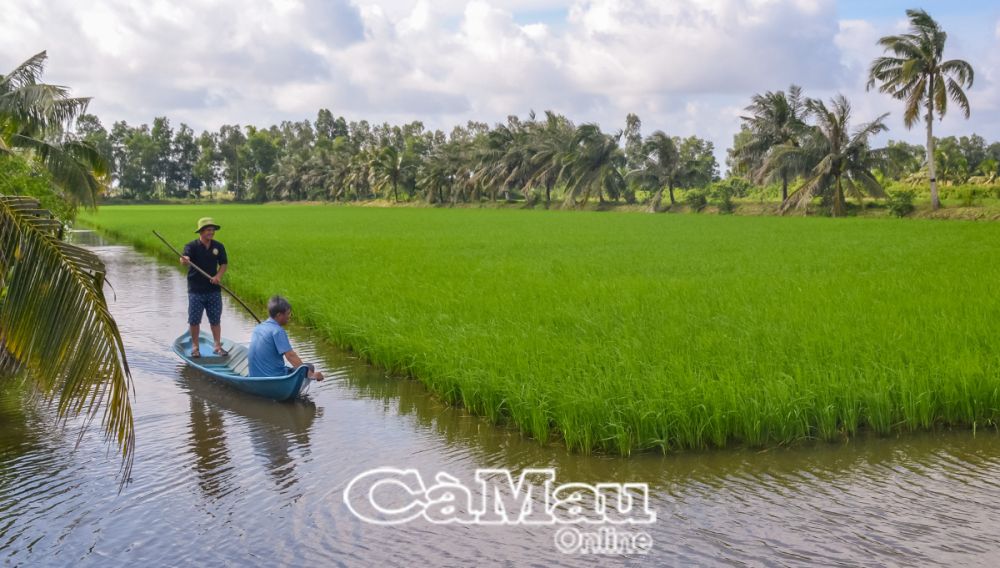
(1, 0), (998, 171)
(564, 0), (842, 95)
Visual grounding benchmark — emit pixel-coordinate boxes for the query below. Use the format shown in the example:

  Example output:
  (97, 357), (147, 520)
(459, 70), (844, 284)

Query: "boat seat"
(231, 359), (249, 376)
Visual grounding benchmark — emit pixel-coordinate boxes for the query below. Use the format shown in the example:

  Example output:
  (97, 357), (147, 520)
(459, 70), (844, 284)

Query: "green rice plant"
(80, 205), (1000, 455)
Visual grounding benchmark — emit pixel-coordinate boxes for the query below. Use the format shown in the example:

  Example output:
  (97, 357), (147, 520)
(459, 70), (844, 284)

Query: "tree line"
(77, 110), (723, 206)
(77, 102), (1000, 210)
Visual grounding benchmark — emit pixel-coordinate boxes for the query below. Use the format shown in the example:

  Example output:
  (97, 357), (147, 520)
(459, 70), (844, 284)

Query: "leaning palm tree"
(626, 131), (680, 212)
(472, 122), (531, 203)
(736, 85), (808, 201)
(561, 124), (626, 208)
(762, 95), (889, 217)
(867, 9), (974, 210)
(524, 111), (575, 207)
(1, 196), (133, 481)
(0, 51), (108, 206)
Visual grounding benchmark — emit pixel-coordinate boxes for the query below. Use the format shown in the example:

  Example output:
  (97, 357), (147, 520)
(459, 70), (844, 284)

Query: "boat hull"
(172, 331), (310, 401)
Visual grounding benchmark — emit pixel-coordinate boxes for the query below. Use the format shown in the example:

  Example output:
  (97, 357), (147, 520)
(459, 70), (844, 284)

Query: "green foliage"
(675, 136), (720, 188)
(683, 188), (708, 211)
(0, 154), (76, 222)
(0, 52), (108, 206)
(887, 189), (916, 217)
(709, 178), (751, 214)
(880, 140), (924, 180)
(84, 205), (1000, 454)
(956, 186), (978, 207)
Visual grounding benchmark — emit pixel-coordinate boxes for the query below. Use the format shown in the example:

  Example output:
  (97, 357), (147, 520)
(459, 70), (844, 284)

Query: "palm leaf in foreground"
(0, 196), (133, 481)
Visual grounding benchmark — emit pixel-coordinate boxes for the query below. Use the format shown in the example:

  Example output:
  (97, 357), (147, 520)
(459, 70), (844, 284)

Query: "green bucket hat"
(195, 217), (221, 233)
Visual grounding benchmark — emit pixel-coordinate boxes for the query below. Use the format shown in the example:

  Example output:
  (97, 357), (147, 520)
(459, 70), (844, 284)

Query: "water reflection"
(179, 366), (319, 497)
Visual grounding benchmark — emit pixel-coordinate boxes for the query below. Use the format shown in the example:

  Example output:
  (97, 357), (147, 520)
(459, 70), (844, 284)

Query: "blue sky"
(838, 0), (999, 21)
(2, 0), (998, 171)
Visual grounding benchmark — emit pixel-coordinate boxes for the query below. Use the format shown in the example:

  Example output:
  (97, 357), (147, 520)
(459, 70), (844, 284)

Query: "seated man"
(248, 295), (324, 381)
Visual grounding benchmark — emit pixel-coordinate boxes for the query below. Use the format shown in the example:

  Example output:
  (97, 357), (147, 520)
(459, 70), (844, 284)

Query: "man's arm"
(210, 264), (227, 285)
(284, 349), (324, 381)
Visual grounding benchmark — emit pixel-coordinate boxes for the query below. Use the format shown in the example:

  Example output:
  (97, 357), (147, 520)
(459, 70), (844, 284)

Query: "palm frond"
(9, 134), (106, 206)
(850, 168), (886, 199)
(0, 51), (47, 92)
(946, 78), (971, 118)
(933, 74), (948, 117)
(781, 171), (828, 213)
(939, 59), (974, 87)
(848, 113), (890, 148)
(0, 196), (134, 484)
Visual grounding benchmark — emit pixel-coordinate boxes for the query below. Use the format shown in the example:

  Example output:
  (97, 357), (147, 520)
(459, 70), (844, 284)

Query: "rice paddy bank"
(79, 205), (1000, 454)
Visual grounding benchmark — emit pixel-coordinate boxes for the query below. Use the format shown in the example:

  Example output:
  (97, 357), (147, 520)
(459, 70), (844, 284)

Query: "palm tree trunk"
(781, 170), (789, 202)
(926, 112), (940, 210)
(649, 187), (664, 212)
(667, 182), (676, 206)
(833, 176), (845, 217)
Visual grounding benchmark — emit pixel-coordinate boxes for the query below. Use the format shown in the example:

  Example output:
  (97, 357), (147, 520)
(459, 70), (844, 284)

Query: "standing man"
(248, 295), (324, 380)
(180, 217), (228, 358)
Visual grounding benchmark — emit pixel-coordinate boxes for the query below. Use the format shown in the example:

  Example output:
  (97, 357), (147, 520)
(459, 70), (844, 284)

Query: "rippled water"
(2, 230), (999, 566)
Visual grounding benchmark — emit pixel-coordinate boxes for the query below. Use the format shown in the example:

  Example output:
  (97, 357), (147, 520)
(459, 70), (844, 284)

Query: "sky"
(3, 0), (999, 171)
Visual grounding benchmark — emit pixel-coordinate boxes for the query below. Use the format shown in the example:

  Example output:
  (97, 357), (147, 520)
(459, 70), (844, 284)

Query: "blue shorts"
(188, 291), (223, 325)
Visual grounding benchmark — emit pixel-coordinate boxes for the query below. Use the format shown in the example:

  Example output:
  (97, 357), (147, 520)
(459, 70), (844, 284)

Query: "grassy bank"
(80, 205), (1000, 454)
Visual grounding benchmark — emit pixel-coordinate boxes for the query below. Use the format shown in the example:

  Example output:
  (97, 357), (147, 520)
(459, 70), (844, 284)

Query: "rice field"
(79, 204), (1000, 454)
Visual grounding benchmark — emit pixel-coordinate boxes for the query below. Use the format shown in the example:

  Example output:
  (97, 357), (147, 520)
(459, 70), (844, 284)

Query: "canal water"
(2, 230), (999, 566)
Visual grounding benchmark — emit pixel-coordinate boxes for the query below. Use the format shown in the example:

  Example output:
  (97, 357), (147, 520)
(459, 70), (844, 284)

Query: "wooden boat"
(172, 331), (311, 401)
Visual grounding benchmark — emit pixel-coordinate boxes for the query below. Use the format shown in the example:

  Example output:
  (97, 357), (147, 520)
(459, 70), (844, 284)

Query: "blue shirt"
(248, 318), (293, 377)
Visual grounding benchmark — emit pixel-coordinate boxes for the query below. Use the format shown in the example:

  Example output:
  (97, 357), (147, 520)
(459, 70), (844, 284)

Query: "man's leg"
(207, 290), (225, 354)
(210, 324), (222, 351)
(188, 293), (204, 356)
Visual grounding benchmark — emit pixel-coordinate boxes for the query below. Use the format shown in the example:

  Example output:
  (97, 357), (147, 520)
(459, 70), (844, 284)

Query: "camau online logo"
(343, 467), (656, 555)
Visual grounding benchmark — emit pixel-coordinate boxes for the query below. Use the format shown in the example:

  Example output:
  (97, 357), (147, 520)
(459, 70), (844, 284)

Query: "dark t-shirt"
(182, 238), (228, 294)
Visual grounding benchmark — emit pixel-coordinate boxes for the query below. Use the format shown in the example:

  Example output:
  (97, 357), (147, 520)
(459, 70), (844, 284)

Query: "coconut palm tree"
(762, 95), (889, 216)
(736, 85), (808, 201)
(473, 121), (532, 202)
(561, 124), (625, 208)
(369, 145), (407, 202)
(0, 51), (109, 206)
(627, 131), (680, 212)
(417, 146), (455, 204)
(524, 111), (575, 207)
(345, 149), (373, 200)
(267, 154), (307, 201)
(867, 9), (974, 210)
(1, 54), (132, 481)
